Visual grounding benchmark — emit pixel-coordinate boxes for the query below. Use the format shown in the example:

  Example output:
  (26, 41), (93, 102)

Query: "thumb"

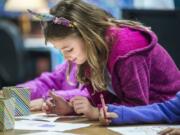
(49, 91), (65, 101)
(107, 112), (118, 119)
(49, 91), (58, 99)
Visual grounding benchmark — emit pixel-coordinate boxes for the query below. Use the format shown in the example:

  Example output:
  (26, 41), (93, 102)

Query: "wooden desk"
(0, 116), (121, 135)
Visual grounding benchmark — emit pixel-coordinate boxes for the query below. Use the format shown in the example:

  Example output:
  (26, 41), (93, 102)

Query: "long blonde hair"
(44, 0), (150, 92)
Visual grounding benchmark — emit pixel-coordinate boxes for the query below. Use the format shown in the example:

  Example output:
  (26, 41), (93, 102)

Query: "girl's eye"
(66, 48), (73, 52)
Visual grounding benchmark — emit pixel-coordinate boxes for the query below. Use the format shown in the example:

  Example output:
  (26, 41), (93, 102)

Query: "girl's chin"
(75, 60), (86, 65)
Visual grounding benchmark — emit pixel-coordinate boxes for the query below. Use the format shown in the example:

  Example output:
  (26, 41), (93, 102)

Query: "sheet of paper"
(108, 125), (180, 135)
(15, 113), (60, 122)
(22, 132), (76, 135)
(15, 120), (90, 132)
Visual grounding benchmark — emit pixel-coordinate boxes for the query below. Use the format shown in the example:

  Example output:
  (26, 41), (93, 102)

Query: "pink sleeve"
(17, 62), (78, 100)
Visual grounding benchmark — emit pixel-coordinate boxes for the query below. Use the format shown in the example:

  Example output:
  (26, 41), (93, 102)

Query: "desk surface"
(0, 117), (121, 135)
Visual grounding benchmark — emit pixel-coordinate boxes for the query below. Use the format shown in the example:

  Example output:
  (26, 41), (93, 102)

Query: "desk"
(0, 117), (121, 135)
(1, 116), (180, 135)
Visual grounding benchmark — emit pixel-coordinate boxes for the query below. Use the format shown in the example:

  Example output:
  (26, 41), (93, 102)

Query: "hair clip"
(27, 9), (55, 21)
(53, 17), (74, 27)
(27, 9), (75, 28)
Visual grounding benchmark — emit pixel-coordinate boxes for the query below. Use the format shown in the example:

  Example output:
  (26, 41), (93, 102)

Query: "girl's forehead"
(50, 37), (78, 49)
(51, 34), (80, 43)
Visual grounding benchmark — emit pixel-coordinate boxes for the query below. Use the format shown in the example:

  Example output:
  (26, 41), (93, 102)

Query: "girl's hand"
(159, 128), (180, 135)
(42, 91), (74, 115)
(70, 96), (99, 120)
(30, 98), (44, 111)
(99, 106), (118, 126)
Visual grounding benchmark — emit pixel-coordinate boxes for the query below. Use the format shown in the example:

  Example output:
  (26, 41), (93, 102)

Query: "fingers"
(70, 96), (97, 118)
(42, 102), (50, 113)
(30, 98), (44, 111)
(30, 106), (41, 111)
(106, 112), (118, 119)
(72, 99), (85, 114)
(170, 129), (180, 135)
(49, 91), (66, 104)
(49, 91), (58, 99)
(72, 100), (84, 106)
(70, 96), (88, 107)
(42, 98), (54, 114)
(73, 103), (84, 114)
(99, 106), (119, 126)
(159, 128), (180, 135)
(70, 96), (87, 103)
(159, 128), (174, 135)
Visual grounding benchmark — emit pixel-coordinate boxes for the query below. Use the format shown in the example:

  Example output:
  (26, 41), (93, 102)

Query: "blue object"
(84, 0), (120, 19)
(118, 0), (134, 9)
(84, 0), (134, 19)
(49, 47), (64, 70)
(108, 92), (180, 124)
(0, 0), (21, 18)
(0, 0), (5, 10)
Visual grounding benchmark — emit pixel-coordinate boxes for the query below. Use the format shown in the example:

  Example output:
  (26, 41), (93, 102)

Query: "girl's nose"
(64, 55), (73, 61)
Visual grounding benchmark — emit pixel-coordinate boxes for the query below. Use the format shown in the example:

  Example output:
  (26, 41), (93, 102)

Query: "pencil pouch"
(3, 86), (31, 116)
(0, 97), (15, 131)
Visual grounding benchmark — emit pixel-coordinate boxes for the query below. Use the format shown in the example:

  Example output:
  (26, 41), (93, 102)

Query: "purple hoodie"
(18, 26), (180, 107)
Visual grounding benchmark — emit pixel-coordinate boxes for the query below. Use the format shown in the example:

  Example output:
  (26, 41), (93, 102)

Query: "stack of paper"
(15, 113), (60, 122)
(15, 120), (90, 132)
(22, 132), (77, 135)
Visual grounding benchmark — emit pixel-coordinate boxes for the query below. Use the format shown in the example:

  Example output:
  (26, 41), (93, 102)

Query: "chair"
(0, 20), (25, 88)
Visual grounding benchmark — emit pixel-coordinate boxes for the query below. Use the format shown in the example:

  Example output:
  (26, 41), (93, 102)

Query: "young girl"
(24, 0), (180, 119)
(18, 63), (90, 111)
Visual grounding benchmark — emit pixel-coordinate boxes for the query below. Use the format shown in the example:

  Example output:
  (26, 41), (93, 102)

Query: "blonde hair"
(44, 0), (150, 92)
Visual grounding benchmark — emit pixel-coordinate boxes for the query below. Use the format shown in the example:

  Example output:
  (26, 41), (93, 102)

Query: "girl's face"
(50, 35), (87, 65)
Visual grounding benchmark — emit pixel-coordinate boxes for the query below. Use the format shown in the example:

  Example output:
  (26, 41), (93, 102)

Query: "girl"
(18, 63), (90, 111)
(24, 0), (180, 120)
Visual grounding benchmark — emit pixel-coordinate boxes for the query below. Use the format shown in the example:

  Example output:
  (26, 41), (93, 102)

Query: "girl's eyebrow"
(61, 46), (69, 50)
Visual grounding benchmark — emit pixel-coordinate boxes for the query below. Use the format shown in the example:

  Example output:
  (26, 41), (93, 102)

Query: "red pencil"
(51, 89), (56, 112)
(100, 94), (107, 119)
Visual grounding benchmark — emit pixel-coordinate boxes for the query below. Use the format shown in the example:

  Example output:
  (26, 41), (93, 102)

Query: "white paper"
(15, 120), (90, 132)
(15, 113), (60, 122)
(22, 132), (76, 135)
(108, 125), (180, 135)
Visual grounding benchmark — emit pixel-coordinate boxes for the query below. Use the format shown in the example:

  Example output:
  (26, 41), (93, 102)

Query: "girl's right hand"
(42, 91), (74, 115)
(99, 106), (118, 126)
(158, 128), (180, 135)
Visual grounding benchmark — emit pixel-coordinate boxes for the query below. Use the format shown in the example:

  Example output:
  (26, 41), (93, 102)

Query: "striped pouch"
(0, 97), (15, 131)
(3, 87), (31, 116)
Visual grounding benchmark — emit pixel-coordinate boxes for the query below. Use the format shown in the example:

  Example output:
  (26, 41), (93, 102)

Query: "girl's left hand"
(70, 96), (99, 120)
(158, 128), (180, 135)
(30, 98), (44, 111)
(99, 106), (118, 126)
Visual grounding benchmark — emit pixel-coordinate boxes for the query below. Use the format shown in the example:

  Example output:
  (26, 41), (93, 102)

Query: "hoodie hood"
(106, 26), (158, 74)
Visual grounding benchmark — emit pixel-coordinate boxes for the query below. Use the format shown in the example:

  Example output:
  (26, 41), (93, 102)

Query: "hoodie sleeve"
(17, 62), (79, 100)
(108, 92), (180, 125)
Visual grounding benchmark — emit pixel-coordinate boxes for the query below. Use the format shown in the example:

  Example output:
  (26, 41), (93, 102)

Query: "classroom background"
(0, 0), (180, 89)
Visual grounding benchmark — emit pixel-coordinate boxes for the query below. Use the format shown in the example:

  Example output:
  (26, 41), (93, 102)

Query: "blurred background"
(0, 0), (180, 88)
